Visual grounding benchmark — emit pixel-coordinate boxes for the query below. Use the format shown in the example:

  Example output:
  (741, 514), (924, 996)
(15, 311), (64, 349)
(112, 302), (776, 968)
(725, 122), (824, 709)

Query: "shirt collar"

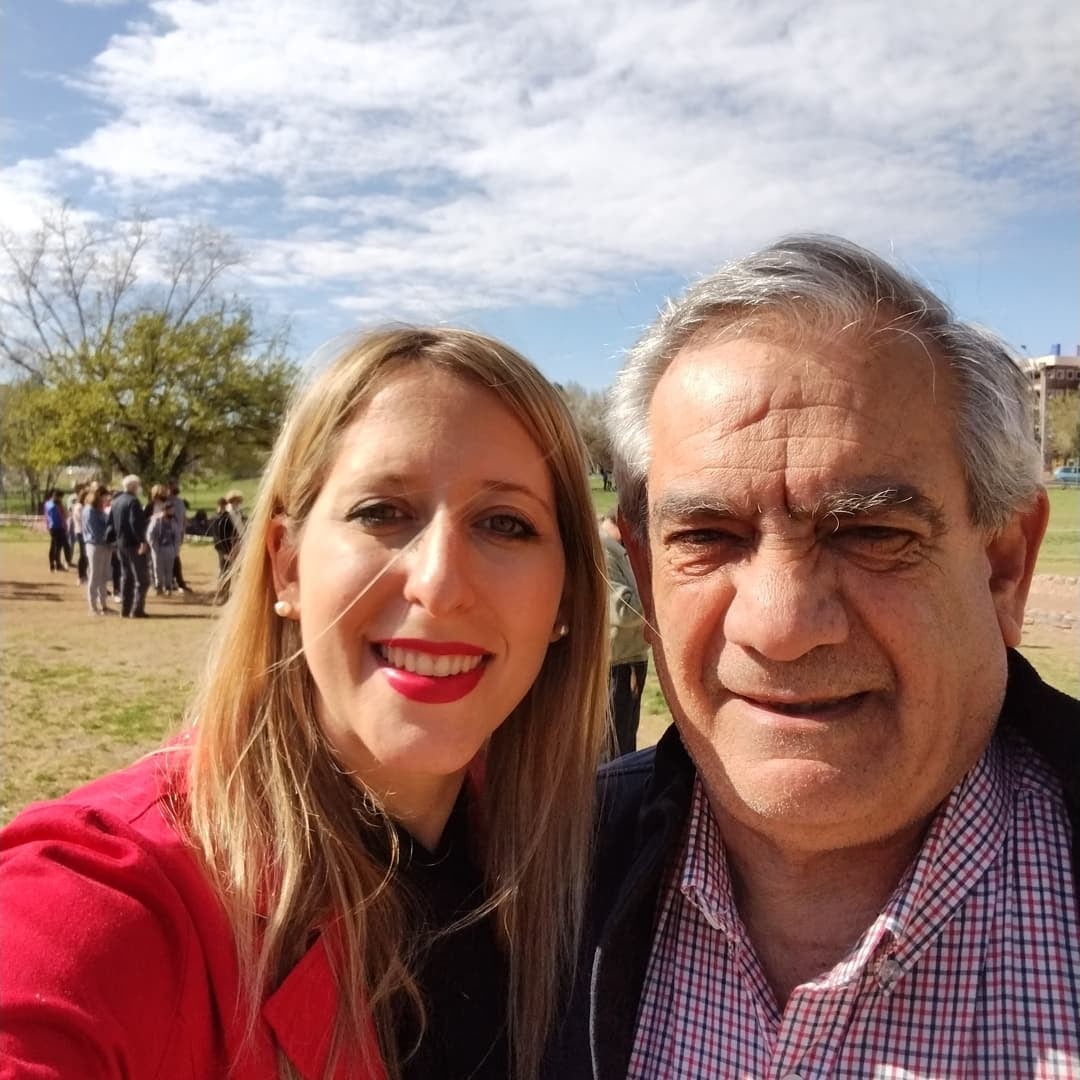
(678, 736), (1012, 979)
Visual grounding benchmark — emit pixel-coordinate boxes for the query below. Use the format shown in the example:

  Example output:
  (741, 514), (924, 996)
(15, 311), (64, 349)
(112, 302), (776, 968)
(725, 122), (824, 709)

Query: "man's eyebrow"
(650, 484), (946, 531)
(808, 485), (945, 531)
(650, 493), (744, 525)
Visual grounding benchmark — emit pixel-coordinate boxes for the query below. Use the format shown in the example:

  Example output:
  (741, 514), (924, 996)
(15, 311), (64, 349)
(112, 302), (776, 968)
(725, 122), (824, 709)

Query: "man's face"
(629, 333), (1045, 855)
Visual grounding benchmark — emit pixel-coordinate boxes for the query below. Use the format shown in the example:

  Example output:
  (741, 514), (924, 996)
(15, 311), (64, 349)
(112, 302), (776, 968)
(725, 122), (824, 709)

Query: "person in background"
(147, 500), (181, 595)
(70, 483), (89, 584)
(43, 489), (67, 573)
(2, 327), (609, 1080)
(62, 486), (77, 567)
(144, 484), (168, 589)
(83, 483), (114, 615)
(210, 495), (237, 596)
(108, 475), (151, 619)
(549, 234), (1080, 1078)
(165, 480), (191, 592)
(598, 512), (649, 757)
(226, 488), (246, 536)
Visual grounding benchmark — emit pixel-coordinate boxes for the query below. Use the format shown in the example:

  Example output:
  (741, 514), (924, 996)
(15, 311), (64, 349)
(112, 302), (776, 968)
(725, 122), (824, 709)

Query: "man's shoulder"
(590, 728), (695, 895)
(597, 744), (660, 827)
(1001, 650), (1080, 813)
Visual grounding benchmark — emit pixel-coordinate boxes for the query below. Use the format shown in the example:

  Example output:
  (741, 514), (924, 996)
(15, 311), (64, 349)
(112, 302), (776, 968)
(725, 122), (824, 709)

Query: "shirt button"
(877, 957), (904, 987)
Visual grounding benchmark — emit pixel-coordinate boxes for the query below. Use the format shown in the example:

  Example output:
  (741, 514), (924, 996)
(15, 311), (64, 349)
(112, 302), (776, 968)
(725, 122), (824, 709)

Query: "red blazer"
(0, 750), (386, 1080)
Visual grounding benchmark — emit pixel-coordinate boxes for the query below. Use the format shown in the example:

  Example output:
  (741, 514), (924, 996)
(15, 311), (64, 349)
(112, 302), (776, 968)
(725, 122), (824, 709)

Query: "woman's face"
(270, 366), (567, 818)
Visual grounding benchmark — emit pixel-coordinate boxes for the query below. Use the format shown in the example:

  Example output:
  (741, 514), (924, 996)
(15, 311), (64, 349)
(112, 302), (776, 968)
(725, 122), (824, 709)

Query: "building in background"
(1021, 345), (1080, 470)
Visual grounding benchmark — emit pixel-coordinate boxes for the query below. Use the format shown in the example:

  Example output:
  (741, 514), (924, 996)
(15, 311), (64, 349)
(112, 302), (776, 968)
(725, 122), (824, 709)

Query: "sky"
(2, 0), (1078, 389)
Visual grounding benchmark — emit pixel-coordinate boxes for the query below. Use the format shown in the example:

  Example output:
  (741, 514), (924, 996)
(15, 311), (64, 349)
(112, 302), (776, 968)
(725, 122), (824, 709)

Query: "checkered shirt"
(627, 734), (1080, 1079)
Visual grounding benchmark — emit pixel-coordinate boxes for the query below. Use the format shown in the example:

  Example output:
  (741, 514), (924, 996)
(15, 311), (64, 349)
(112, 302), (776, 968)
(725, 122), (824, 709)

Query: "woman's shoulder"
(0, 745), (244, 1077)
(0, 746), (216, 941)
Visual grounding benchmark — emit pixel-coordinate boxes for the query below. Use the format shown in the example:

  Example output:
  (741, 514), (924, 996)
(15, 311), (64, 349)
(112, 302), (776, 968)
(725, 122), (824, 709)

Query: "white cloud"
(0, 161), (70, 233)
(11, 0), (1080, 324)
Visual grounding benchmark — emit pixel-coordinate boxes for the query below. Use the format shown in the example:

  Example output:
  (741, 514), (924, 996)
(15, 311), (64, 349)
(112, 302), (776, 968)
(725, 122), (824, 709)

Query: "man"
(42, 489), (67, 572)
(108, 475), (151, 618)
(549, 236), (1080, 1077)
(599, 512), (649, 756)
(210, 492), (244, 598)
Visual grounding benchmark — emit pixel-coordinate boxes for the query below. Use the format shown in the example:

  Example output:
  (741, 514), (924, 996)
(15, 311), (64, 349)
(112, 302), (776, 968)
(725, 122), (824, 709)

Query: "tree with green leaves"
(0, 206), (296, 490)
(1045, 390), (1080, 466)
(33, 307), (295, 481)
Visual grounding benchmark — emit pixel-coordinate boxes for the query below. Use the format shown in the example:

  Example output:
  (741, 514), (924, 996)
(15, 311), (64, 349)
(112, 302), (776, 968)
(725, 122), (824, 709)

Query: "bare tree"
(0, 205), (243, 378)
(558, 381), (611, 470)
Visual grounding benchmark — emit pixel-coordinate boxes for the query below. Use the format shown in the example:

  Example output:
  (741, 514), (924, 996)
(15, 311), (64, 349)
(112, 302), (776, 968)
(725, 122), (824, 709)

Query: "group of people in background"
(41, 478), (246, 616)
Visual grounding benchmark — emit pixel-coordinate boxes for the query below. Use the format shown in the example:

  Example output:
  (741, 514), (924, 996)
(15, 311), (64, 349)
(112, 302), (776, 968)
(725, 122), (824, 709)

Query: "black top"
(108, 490), (147, 547)
(394, 793), (510, 1080)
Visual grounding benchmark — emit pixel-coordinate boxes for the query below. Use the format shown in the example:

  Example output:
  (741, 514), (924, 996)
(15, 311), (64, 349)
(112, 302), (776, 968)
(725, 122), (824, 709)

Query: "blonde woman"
(1, 328), (610, 1080)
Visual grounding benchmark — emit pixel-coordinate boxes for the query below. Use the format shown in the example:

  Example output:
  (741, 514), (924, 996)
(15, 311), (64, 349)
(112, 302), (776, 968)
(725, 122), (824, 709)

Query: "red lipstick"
(374, 639), (489, 704)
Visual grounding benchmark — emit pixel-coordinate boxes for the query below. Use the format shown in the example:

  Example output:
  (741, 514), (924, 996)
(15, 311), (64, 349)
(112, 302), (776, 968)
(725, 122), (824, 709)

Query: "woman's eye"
(347, 502), (407, 526)
(482, 513), (536, 539)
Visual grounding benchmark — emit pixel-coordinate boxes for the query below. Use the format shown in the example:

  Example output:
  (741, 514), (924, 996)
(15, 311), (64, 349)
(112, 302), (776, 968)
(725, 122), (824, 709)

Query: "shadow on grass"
(0, 581), (67, 602)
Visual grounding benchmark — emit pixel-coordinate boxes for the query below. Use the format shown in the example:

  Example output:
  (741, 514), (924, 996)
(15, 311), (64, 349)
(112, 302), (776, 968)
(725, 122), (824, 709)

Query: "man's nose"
(402, 515), (475, 616)
(723, 548), (848, 662)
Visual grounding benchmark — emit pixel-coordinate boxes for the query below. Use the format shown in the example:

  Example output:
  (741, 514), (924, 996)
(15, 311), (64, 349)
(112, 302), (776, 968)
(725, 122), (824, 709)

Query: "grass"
(182, 474), (263, 514)
(0, 474), (1075, 823)
(1038, 488), (1080, 575)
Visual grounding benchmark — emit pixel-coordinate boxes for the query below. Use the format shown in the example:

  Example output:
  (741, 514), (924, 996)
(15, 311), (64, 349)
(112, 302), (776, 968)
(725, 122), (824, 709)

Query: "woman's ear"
(266, 514), (301, 608)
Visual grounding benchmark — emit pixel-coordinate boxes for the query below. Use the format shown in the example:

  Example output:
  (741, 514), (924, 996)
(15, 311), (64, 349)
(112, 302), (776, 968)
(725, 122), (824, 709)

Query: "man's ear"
(618, 510), (658, 645)
(266, 514), (301, 607)
(987, 490), (1050, 647)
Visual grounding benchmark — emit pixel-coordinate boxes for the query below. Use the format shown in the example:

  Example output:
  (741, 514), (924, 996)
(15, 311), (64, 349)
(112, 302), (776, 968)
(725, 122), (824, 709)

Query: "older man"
(108, 474), (151, 618)
(548, 236), (1080, 1078)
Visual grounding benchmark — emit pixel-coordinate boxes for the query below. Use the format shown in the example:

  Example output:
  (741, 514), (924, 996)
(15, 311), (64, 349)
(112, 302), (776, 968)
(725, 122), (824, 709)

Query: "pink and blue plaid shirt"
(627, 734), (1080, 1079)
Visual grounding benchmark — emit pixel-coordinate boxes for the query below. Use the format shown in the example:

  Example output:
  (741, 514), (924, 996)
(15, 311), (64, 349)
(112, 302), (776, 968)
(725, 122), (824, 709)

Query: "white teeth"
(379, 645), (484, 677)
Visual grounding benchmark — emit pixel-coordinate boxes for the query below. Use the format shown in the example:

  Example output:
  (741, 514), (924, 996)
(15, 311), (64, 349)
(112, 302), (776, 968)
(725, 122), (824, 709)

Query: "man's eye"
(482, 513), (536, 539)
(831, 525), (916, 553)
(668, 528), (745, 547)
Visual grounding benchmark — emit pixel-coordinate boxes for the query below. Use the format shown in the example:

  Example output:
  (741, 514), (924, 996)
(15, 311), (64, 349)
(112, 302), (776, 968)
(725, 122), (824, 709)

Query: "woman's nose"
(401, 515), (476, 616)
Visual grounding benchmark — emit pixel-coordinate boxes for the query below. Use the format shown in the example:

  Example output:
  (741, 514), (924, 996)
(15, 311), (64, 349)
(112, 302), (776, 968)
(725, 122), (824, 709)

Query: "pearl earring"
(557, 623), (569, 638)
(273, 599), (294, 618)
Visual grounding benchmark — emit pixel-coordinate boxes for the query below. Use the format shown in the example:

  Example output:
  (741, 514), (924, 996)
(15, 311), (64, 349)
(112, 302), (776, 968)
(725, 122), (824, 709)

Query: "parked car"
(1053, 465), (1080, 486)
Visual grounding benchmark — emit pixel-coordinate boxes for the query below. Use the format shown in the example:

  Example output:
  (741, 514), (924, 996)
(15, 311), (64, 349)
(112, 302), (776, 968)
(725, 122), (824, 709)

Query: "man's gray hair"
(122, 474), (141, 493)
(608, 234), (1040, 540)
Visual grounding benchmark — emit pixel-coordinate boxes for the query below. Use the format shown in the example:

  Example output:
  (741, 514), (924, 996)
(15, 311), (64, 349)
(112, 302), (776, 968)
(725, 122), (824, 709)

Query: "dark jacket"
(210, 509), (239, 554)
(544, 650), (1080, 1080)
(108, 490), (147, 548)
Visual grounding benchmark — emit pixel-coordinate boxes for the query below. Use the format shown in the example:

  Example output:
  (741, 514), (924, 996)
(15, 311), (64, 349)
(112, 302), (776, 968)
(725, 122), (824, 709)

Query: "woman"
(0, 328), (610, 1080)
(83, 482), (114, 614)
(147, 499), (181, 593)
(70, 482), (89, 583)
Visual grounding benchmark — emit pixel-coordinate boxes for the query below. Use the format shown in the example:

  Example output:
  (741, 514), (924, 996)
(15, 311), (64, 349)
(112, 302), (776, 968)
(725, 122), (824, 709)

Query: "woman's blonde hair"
(185, 327), (609, 1080)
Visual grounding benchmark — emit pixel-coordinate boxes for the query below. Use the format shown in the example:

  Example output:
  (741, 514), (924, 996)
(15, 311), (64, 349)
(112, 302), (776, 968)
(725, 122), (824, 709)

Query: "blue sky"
(2, 0), (1078, 388)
